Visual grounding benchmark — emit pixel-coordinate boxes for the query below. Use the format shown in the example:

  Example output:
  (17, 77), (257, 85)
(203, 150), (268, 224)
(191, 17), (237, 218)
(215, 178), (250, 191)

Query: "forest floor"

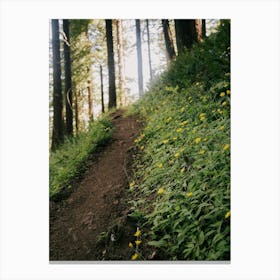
(49, 110), (142, 261)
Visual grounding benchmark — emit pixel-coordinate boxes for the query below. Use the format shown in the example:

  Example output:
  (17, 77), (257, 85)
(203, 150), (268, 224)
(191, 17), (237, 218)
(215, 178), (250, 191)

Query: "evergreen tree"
(162, 19), (176, 62)
(135, 19), (144, 96)
(62, 19), (73, 136)
(51, 19), (64, 150)
(105, 19), (117, 108)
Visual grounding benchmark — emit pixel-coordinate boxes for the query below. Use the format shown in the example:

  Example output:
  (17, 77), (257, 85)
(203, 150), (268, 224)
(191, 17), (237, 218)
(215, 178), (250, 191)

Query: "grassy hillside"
(128, 20), (230, 260)
(49, 116), (113, 199)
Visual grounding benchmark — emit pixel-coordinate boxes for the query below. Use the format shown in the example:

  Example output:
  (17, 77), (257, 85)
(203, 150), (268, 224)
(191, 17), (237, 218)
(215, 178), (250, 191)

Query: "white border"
(0, 0), (279, 279)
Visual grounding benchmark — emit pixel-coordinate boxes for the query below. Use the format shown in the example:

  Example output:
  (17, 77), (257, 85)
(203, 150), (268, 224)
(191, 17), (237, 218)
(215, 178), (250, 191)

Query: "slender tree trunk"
(116, 19), (125, 107)
(87, 80), (93, 121)
(202, 19), (206, 38)
(146, 19), (153, 81)
(105, 19), (117, 109)
(174, 19), (197, 54)
(162, 19), (176, 62)
(62, 19), (73, 136)
(51, 19), (64, 150)
(135, 19), (144, 96)
(74, 87), (79, 134)
(100, 65), (105, 113)
(195, 19), (203, 43)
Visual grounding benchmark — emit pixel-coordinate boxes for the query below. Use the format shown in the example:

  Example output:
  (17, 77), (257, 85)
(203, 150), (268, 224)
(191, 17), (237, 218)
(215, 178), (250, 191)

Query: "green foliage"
(128, 20), (230, 260)
(49, 116), (113, 198)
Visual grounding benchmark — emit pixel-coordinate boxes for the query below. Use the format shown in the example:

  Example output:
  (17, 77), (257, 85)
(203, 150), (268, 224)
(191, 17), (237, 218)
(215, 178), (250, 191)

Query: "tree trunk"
(100, 65), (105, 113)
(105, 19), (117, 109)
(146, 19), (153, 81)
(174, 19), (197, 54)
(195, 19), (203, 43)
(74, 87), (79, 134)
(162, 19), (176, 62)
(202, 19), (206, 38)
(87, 80), (93, 121)
(62, 19), (73, 136)
(51, 19), (64, 150)
(135, 19), (144, 96)
(116, 19), (125, 107)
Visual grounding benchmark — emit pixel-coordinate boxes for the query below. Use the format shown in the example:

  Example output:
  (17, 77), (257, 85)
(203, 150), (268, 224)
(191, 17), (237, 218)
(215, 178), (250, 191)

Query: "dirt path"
(50, 110), (142, 261)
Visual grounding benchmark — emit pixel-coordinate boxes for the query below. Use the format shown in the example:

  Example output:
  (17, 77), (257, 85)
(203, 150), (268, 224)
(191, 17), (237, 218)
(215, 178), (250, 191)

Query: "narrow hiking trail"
(50, 110), (142, 260)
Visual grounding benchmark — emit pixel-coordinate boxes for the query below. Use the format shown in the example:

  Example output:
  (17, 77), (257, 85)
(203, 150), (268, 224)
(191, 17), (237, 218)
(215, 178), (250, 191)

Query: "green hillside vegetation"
(49, 116), (113, 199)
(128, 20), (230, 260)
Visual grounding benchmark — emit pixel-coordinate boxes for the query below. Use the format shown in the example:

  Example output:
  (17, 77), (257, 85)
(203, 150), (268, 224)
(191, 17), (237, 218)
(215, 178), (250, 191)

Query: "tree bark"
(116, 19), (125, 107)
(74, 87), (79, 134)
(51, 19), (64, 150)
(195, 19), (203, 43)
(105, 19), (117, 109)
(62, 19), (73, 136)
(174, 19), (197, 54)
(87, 80), (93, 121)
(100, 65), (105, 113)
(146, 19), (153, 81)
(162, 19), (176, 62)
(135, 19), (144, 96)
(202, 19), (206, 38)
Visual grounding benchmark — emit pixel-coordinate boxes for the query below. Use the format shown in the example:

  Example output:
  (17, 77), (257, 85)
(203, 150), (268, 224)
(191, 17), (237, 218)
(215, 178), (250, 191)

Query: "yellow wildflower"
(129, 181), (135, 188)
(195, 137), (201, 144)
(180, 167), (185, 173)
(135, 240), (142, 246)
(222, 101), (227, 106)
(200, 116), (206, 121)
(167, 117), (172, 122)
(220, 92), (225, 97)
(129, 242), (133, 248)
(140, 145), (145, 150)
(203, 138), (208, 142)
(180, 107), (185, 113)
(199, 149), (205, 155)
(220, 126), (225, 130)
(157, 188), (164, 195)
(157, 163), (163, 168)
(180, 120), (189, 126)
(218, 108), (223, 114)
(175, 152), (180, 158)
(186, 192), (193, 197)
(176, 128), (183, 133)
(225, 211), (231, 219)
(223, 144), (230, 151)
(131, 253), (139, 260)
(212, 109), (216, 113)
(199, 113), (206, 118)
(226, 89), (230, 95)
(173, 137), (177, 141)
(134, 229), (141, 237)
(162, 139), (169, 144)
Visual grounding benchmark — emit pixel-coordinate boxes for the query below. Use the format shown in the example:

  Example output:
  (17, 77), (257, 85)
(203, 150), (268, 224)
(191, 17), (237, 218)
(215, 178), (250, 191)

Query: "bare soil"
(49, 110), (142, 261)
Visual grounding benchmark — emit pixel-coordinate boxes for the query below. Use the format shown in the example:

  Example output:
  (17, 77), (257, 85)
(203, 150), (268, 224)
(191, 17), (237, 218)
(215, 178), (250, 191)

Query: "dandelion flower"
(175, 152), (180, 158)
(186, 192), (193, 197)
(135, 240), (142, 246)
(220, 126), (225, 130)
(167, 117), (172, 122)
(129, 242), (133, 248)
(226, 89), (230, 95)
(180, 167), (185, 173)
(162, 139), (169, 144)
(140, 145), (145, 150)
(131, 253), (139, 260)
(129, 181), (135, 188)
(203, 138), (208, 142)
(223, 144), (230, 151)
(134, 229), (141, 237)
(157, 163), (163, 168)
(222, 101), (227, 106)
(200, 116), (206, 121)
(199, 113), (206, 118)
(195, 137), (201, 144)
(220, 92), (225, 97)
(157, 188), (164, 195)
(199, 149), (205, 155)
(225, 211), (231, 219)
(176, 128), (183, 133)
(180, 107), (185, 113)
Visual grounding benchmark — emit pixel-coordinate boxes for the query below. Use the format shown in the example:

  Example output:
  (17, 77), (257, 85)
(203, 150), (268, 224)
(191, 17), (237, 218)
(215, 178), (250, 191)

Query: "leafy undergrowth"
(127, 20), (230, 261)
(49, 116), (113, 199)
